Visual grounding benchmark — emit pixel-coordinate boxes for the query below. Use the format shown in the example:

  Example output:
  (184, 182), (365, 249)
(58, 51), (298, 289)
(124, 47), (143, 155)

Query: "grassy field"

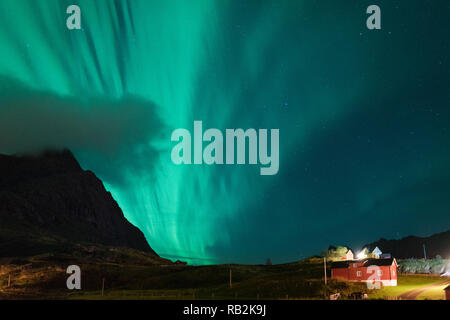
(415, 282), (449, 300)
(66, 259), (367, 300)
(0, 253), (367, 300)
(368, 274), (449, 300)
(1, 248), (448, 300)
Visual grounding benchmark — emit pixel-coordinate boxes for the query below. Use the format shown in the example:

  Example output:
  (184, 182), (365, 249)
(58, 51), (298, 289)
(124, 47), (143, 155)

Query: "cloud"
(0, 77), (162, 154)
(0, 76), (164, 184)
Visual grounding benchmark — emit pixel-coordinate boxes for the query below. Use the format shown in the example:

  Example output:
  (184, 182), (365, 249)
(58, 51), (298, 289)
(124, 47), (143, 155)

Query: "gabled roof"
(372, 246), (382, 254)
(363, 258), (395, 266)
(444, 285), (450, 291)
(331, 261), (351, 269)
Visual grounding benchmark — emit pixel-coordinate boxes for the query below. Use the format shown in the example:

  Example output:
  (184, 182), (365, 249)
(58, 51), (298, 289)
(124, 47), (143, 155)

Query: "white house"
(372, 246), (382, 258)
(345, 249), (354, 260)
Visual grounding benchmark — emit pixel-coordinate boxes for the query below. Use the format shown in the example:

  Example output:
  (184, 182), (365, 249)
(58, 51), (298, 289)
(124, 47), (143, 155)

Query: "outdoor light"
(357, 251), (367, 260)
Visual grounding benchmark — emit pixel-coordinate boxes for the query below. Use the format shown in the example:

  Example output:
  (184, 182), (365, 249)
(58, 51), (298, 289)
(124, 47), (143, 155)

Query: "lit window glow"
(357, 251), (367, 259)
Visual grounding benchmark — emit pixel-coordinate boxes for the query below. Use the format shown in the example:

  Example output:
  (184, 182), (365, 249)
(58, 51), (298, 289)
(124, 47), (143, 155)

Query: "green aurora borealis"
(0, 1), (449, 264)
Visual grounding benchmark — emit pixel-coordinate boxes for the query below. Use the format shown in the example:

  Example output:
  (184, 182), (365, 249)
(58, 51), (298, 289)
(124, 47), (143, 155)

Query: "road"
(399, 280), (450, 300)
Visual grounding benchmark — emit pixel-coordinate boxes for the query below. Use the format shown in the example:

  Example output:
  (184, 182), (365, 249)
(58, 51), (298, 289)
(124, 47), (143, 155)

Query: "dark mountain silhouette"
(0, 150), (157, 258)
(364, 230), (450, 259)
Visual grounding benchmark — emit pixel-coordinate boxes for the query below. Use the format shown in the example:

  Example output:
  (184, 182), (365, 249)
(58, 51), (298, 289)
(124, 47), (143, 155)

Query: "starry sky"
(0, 0), (449, 264)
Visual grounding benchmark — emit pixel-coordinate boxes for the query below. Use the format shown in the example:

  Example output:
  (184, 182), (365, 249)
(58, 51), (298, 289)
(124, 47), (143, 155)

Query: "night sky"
(0, 0), (449, 264)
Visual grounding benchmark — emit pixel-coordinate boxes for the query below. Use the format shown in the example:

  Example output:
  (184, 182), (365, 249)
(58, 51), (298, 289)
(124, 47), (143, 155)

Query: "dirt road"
(399, 280), (450, 300)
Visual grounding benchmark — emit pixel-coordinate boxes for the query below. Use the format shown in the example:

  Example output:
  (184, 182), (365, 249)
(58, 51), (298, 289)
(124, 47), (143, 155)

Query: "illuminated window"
(377, 270), (382, 276)
(357, 271), (362, 277)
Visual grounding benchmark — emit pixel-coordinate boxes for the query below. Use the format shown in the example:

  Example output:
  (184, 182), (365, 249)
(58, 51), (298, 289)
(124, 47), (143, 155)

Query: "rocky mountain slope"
(0, 150), (156, 258)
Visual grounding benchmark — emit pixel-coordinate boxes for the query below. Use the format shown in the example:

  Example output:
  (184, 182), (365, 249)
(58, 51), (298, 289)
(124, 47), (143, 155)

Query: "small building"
(344, 250), (354, 260)
(445, 285), (450, 300)
(372, 247), (382, 258)
(357, 247), (370, 259)
(331, 258), (397, 286)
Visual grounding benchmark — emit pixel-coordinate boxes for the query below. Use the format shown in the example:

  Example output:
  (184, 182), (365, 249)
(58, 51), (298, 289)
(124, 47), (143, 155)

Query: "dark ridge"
(364, 230), (450, 259)
(0, 149), (157, 257)
(0, 149), (81, 189)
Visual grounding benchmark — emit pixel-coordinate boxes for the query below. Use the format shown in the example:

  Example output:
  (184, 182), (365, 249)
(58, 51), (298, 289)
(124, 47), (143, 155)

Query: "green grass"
(416, 282), (448, 300)
(4, 251), (447, 300)
(0, 256), (367, 300)
(368, 274), (448, 300)
(65, 258), (335, 300)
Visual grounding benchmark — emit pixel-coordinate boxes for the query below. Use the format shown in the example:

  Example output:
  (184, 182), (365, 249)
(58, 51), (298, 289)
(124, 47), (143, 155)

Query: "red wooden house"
(331, 257), (397, 286)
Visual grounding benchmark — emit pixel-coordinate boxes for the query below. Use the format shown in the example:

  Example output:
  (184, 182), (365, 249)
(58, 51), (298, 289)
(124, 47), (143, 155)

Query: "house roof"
(331, 261), (352, 269)
(331, 258), (395, 269)
(372, 246), (382, 254)
(363, 258), (395, 266)
(444, 285), (450, 291)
